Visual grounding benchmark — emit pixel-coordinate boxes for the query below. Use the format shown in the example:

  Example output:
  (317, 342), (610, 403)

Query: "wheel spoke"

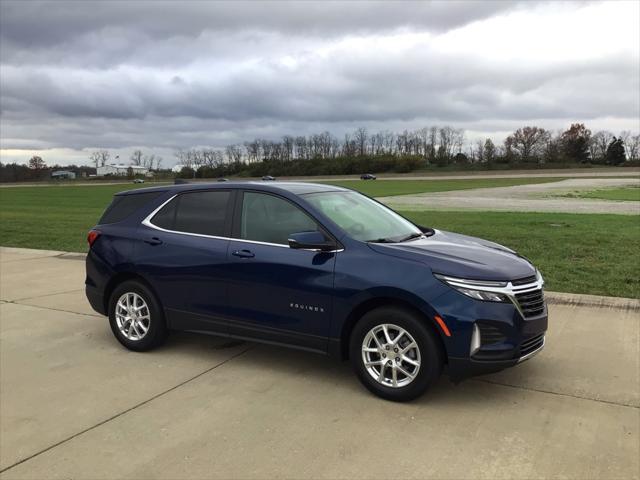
(382, 325), (392, 344)
(401, 354), (419, 367)
(397, 364), (414, 379)
(362, 347), (378, 353)
(365, 359), (384, 367)
(132, 321), (143, 337)
(377, 363), (387, 383)
(400, 342), (417, 354)
(391, 366), (398, 387)
(393, 329), (406, 346)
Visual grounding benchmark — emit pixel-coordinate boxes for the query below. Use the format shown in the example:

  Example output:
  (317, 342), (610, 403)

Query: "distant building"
(51, 170), (76, 180)
(97, 164), (150, 177)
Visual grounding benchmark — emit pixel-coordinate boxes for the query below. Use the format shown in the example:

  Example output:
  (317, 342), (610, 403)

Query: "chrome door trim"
(141, 194), (343, 251)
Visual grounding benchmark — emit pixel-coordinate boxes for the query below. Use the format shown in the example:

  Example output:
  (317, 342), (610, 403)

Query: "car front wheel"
(350, 306), (443, 401)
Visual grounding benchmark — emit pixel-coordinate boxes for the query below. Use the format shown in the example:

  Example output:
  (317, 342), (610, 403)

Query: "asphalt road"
(0, 247), (638, 479)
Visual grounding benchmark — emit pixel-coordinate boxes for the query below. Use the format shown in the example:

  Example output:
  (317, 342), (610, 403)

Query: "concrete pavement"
(0, 247), (638, 479)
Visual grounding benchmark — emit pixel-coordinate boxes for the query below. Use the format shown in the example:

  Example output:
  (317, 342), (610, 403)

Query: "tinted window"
(99, 192), (161, 224)
(150, 197), (176, 230)
(151, 190), (230, 236)
(241, 192), (318, 245)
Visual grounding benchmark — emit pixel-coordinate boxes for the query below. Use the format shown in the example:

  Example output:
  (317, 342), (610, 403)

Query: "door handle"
(232, 249), (255, 258)
(144, 237), (163, 246)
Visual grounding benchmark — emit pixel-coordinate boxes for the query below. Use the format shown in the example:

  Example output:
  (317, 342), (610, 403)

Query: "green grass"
(0, 183), (165, 252)
(563, 186), (640, 202)
(1, 182), (638, 298)
(323, 177), (567, 197)
(400, 210), (640, 299)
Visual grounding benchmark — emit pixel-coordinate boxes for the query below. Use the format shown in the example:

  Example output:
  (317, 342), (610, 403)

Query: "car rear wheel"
(108, 280), (167, 351)
(350, 306), (443, 401)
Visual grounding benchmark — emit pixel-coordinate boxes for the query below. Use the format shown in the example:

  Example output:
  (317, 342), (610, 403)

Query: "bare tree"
(90, 150), (110, 168)
(143, 154), (156, 170)
(353, 128), (368, 156)
(507, 126), (550, 162)
(130, 150), (144, 166)
(591, 131), (613, 162)
(627, 134), (640, 161)
(475, 139), (485, 163)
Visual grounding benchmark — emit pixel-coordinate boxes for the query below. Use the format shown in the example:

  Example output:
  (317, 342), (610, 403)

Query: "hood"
(368, 229), (536, 282)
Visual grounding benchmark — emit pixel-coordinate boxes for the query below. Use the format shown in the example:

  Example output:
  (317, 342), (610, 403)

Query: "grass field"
(579, 186), (640, 201)
(0, 183), (164, 252)
(323, 177), (567, 197)
(1, 181), (638, 298)
(400, 210), (640, 299)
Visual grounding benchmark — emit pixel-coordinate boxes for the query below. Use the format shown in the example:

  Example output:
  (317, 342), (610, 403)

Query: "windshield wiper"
(398, 232), (424, 242)
(367, 232), (424, 243)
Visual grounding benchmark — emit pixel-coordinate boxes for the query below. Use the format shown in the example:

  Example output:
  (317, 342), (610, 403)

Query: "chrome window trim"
(436, 271), (545, 318)
(141, 193), (343, 252)
(517, 336), (545, 363)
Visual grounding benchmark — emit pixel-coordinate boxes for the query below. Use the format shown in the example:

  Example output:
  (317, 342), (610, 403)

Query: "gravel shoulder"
(381, 177), (640, 214)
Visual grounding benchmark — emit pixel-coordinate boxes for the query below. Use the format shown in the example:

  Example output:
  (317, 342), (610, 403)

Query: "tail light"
(87, 229), (101, 247)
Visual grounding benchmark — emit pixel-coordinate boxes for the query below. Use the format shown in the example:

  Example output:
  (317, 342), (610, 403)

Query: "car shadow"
(153, 331), (530, 406)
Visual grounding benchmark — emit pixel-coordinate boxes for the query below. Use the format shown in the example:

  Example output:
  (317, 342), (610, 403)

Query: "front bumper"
(447, 333), (545, 382)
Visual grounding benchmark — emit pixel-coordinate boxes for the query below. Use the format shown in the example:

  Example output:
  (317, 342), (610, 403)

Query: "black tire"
(349, 306), (443, 402)
(108, 280), (167, 352)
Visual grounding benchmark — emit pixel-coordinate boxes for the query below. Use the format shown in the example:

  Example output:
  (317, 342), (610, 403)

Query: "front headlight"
(434, 274), (511, 303)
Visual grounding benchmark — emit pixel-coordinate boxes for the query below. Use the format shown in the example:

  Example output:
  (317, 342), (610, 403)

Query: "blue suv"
(86, 182), (547, 401)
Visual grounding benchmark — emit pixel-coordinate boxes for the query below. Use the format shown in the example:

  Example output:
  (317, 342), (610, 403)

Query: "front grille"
(515, 289), (545, 318)
(512, 275), (537, 286)
(477, 322), (507, 345)
(520, 333), (544, 357)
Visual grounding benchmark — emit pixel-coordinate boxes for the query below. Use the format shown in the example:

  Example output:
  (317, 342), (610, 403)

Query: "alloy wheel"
(361, 323), (421, 388)
(115, 292), (151, 341)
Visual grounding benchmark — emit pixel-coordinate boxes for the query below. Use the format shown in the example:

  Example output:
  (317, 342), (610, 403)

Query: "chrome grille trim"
(436, 271), (546, 319)
(517, 335), (545, 363)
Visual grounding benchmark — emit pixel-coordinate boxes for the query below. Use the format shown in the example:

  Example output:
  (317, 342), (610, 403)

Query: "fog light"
(470, 324), (481, 356)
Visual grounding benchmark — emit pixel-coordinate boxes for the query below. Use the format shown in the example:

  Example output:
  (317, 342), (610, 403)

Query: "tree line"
(175, 123), (639, 178)
(2, 123), (638, 182)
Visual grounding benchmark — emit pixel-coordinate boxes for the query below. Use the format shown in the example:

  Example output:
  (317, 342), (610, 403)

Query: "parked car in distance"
(133, 178), (145, 184)
(217, 178), (229, 182)
(86, 182), (547, 401)
(262, 175), (276, 181)
(360, 173), (376, 180)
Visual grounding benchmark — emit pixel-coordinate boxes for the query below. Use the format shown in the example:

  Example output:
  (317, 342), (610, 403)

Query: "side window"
(151, 191), (231, 236)
(240, 192), (319, 245)
(99, 192), (162, 224)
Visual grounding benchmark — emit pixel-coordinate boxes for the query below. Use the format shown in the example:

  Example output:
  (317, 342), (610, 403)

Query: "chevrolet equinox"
(86, 182), (547, 401)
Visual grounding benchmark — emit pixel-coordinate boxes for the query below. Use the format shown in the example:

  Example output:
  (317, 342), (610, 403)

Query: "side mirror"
(288, 231), (337, 251)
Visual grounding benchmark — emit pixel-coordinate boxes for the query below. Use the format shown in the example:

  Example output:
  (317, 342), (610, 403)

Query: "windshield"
(304, 191), (422, 242)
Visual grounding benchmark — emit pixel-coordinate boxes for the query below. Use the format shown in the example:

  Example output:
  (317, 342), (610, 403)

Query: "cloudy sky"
(1, 0), (639, 166)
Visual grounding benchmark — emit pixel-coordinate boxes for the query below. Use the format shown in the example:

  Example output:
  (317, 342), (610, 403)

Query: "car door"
(135, 189), (235, 333)
(226, 190), (338, 352)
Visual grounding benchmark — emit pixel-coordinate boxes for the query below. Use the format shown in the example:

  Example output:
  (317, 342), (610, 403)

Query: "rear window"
(150, 190), (231, 236)
(99, 192), (162, 225)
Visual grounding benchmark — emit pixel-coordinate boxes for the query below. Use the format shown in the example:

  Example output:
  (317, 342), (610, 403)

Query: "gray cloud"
(0, 0), (638, 164)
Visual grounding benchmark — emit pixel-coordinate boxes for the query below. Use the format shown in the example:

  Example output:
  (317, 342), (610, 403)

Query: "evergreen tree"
(606, 137), (626, 165)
